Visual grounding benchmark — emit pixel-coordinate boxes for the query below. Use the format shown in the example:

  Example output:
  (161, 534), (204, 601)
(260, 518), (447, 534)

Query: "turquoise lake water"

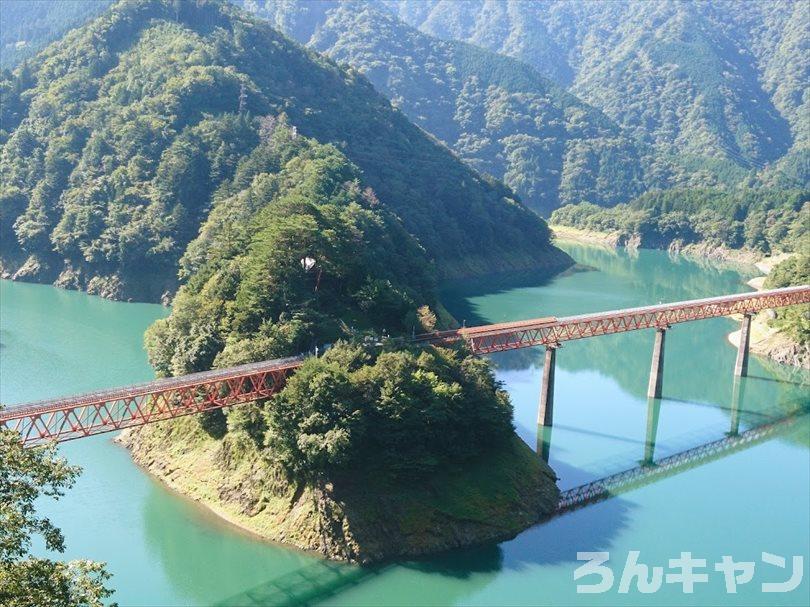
(1, 241), (808, 606)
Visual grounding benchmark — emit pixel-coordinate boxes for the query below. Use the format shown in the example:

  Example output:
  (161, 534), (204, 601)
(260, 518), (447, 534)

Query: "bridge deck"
(2, 285), (808, 445)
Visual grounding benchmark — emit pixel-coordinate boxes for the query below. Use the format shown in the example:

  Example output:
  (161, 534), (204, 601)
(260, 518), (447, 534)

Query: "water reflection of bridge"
(553, 409), (806, 514)
(214, 561), (385, 607)
(210, 407), (806, 606)
(2, 286), (807, 446)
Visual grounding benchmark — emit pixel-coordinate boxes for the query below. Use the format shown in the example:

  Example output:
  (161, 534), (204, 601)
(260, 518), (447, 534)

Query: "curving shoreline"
(552, 226), (807, 368)
(116, 418), (560, 564)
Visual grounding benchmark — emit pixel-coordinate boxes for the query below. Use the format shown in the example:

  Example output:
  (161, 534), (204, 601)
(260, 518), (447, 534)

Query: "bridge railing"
(555, 410), (806, 514)
(0, 357), (303, 446)
(423, 285), (810, 353)
(2, 286), (808, 446)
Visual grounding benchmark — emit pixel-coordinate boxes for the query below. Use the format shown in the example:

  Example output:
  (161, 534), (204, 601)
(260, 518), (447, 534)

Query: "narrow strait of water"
(1, 242), (807, 606)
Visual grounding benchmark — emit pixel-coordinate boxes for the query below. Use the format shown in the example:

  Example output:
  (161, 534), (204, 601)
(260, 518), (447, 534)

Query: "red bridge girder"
(1, 286), (808, 447)
(433, 285), (810, 354)
(0, 357), (302, 447)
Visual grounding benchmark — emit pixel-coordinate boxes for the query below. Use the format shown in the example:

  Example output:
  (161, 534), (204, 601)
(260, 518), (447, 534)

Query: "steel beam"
(3, 286), (808, 447)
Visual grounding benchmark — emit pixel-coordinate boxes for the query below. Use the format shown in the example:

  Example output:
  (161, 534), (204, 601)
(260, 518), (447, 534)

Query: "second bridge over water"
(1, 285), (808, 447)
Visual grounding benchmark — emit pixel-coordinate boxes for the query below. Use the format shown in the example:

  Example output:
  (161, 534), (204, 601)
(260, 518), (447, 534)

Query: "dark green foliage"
(391, 0), (806, 175)
(244, 0), (649, 214)
(146, 127), (436, 377)
(198, 409), (228, 439)
(0, 417), (113, 606)
(551, 189), (809, 254)
(0, 0), (561, 302)
(265, 341), (514, 479)
(0, 1), (113, 68)
(764, 254), (810, 344)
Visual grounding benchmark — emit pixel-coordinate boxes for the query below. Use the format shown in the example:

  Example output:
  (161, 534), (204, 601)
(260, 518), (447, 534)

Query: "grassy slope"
(119, 418), (559, 563)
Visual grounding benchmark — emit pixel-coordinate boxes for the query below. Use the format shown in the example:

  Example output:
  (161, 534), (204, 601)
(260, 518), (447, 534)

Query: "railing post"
(734, 313), (752, 377)
(537, 344), (558, 427)
(647, 327), (667, 399)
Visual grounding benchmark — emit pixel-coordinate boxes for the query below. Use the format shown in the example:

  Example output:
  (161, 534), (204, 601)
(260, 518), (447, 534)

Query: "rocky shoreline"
(727, 265), (809, 370)
(117, 418), (560, 564)
(550, 225), (765, 266)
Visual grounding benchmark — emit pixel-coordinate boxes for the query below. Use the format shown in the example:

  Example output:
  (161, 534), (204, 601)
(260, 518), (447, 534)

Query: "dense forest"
(551, 189), (809, 254)
(5, 1), (807, 217)
(0, 0), (568, 301)
(237, 0), (654, 214)
(764, 254), (810, 344)
(389, 0), (808, 189)
(146, 124), (438, 378)
(0, 0), (112, 68)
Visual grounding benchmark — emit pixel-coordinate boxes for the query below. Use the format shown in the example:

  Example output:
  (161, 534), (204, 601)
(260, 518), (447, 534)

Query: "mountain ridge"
(0, 0), (569, 301)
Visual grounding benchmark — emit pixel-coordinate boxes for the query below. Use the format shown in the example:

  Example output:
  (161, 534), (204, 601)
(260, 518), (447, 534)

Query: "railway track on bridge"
(2, 285), (808, 446)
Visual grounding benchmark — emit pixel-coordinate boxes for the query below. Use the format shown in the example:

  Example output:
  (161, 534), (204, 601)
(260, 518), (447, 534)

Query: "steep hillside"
(389, 0), (806, 185)
(123, 124), (560, 563)
(0, 0), (113, 68)
(0, 0), (569, 301)
(238, 0), (650, 214)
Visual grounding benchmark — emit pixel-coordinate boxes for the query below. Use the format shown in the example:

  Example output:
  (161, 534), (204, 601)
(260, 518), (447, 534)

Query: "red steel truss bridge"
(1, 285), (808, 447)
(418, 285), (810, 353)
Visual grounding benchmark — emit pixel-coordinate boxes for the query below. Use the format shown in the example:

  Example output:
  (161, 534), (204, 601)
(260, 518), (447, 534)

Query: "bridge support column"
(647, 327), (667, 399)
(537, 345), (558, 428)
(538, 425), (553, 463)
(734, 313), (752, 377)
(728, 378), (744, 436)
(642, 397), (661, 466)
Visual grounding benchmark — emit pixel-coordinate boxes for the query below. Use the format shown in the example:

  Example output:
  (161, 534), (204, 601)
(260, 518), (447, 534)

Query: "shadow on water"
(140, 390), (809, 607)
(439, 267), (569, 329)
(746, 374), (808, 387)
(213, 561), (387, 607)
(144, 245), (804, 605)
(142, 422), (635, 606)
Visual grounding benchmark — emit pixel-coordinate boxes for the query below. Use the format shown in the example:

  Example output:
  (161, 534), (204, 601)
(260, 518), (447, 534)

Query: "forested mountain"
(388, 0), (808, 187)
(0, 0), (568, 302)
(236, 0), (651, 214)
(0, 0), (113, 68)
(551, 188), (809, 255)
(4, 0), (805, 211)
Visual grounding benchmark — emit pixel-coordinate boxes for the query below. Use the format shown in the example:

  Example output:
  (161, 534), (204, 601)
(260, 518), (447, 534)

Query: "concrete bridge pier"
(646, 327), (667, 399)
(642, 397), (662, 465)
(734, 313), (752, 377)
(537, 425), (553, 463)
(728, 378), (745, 436)
(537, 344), (558, 428)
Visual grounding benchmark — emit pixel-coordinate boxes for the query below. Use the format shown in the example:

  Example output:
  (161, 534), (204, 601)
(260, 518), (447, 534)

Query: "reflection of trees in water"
(490, 320), (808, 415)
(138, 450), (632, 606)
(443, 242), (806, 427)
(141, 245), (802, 606)
(440, 268), (561, 328)
(139, 480), (317, 605)
(559, 243), (758, 304)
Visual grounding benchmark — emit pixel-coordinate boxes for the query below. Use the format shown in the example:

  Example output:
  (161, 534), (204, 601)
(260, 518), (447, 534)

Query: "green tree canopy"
(0, 421), (113, 606)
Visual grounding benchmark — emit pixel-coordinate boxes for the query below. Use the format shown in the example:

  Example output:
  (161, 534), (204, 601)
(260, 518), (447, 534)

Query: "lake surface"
(1, 242), (808, 606)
